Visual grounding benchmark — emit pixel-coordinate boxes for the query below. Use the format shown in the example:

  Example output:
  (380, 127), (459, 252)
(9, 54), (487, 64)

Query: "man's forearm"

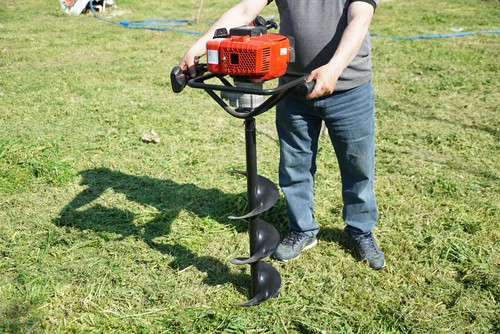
(184, 0), (268, 61)
(327, 2), (375, 75)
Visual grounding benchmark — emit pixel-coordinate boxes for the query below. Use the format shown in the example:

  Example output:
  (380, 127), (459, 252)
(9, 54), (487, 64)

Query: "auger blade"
(228, 171), (279, 220)
(236, 261), (281, 307)
(230, 218), (280, 265)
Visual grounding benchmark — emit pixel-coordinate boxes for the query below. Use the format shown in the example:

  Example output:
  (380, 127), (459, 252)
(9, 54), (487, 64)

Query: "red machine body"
(206, 33), (291, 81)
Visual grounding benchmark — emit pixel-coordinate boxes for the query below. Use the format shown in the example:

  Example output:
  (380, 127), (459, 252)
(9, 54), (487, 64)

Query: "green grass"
(1, 0), (499, 333)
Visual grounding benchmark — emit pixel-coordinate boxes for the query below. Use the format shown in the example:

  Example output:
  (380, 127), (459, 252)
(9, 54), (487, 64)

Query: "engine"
(205, 24), (293, 109)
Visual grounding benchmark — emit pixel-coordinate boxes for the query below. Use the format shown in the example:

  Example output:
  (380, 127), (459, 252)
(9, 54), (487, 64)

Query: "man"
(178, 0), (385, 270)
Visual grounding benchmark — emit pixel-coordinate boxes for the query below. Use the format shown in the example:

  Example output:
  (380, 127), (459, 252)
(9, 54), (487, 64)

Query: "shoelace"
(282, 231), (307, 246)
(353, 233), (382, 254)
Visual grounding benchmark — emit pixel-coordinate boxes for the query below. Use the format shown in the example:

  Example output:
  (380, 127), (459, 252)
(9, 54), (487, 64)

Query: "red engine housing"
(206, 33), (291, 81)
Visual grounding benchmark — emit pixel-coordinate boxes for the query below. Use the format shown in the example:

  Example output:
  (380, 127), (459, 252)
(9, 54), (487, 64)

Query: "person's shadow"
(318, 226), (356, 259)
(53, 167), (286, 295)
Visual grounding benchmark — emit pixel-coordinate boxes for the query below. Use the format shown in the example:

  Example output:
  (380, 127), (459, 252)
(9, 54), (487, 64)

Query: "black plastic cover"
(229, 25), (267, 37)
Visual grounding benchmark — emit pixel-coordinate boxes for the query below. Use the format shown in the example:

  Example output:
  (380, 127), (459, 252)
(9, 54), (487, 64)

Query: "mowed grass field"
(0, 0), (498, 333)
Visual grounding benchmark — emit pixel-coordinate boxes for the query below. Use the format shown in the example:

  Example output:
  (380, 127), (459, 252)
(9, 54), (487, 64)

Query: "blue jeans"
(276, 80), (378, 236)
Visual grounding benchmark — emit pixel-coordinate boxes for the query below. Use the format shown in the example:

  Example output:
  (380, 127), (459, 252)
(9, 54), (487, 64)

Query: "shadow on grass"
(53, 167), (254, 294)
(317, 226), (356, 259)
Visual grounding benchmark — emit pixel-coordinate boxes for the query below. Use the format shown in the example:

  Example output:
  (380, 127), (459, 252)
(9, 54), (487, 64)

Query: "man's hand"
(306, 64), (342, 99)
(179, 45), (204, 78)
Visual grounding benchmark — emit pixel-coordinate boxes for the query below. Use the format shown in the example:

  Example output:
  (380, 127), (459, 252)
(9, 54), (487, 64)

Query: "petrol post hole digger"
(170, 17), (314, 306)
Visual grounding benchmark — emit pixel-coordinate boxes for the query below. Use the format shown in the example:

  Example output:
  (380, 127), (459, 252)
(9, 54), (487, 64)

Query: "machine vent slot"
(261, 47), (271, 72)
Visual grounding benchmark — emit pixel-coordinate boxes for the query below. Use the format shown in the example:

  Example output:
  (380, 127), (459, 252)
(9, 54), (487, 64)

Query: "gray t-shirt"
(271, 0), (378, 91)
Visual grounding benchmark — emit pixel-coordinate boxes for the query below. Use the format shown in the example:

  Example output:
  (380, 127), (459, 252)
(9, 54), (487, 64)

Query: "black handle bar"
(170, 64), (317, 118)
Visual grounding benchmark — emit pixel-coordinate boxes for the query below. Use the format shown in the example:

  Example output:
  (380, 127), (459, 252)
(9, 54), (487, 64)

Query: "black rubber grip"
(296, 80), (316, 97)
(170, 65), (187, 93)
(170, 64), (207, 93)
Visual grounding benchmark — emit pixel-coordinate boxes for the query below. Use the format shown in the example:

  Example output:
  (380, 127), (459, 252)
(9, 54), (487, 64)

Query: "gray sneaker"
(274, 231), (317, 262)
(345, 228), (386, 270)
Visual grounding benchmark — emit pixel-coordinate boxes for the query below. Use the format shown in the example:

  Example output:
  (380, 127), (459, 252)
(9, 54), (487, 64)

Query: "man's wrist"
(326, 61), (344, 79)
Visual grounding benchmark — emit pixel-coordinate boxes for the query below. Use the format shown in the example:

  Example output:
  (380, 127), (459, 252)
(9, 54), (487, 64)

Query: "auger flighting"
(171, 17), (314, 306)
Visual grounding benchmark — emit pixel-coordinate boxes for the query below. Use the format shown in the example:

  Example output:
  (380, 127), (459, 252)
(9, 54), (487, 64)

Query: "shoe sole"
(275, 239), (318, 263)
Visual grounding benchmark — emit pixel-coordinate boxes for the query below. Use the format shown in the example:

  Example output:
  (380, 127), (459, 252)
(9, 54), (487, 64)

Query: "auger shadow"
(53, 167), (254, 294)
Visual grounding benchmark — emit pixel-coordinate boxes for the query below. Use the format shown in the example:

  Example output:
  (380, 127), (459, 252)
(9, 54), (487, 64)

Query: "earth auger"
(170, 17), (314, 306)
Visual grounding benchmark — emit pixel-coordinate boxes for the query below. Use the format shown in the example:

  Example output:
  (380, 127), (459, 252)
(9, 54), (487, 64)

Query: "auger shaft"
(245, 118), (258, 223)
(237, 117), (281, 306)
(245, 118), (261, 299)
